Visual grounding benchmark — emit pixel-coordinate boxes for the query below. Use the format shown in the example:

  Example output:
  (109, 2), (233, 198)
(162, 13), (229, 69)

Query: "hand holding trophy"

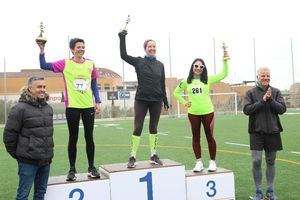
(36, 22), (47, 53)
(222, 43), (230, 61)
(119, 15), (130, 36)
(36, 22), (47, 44)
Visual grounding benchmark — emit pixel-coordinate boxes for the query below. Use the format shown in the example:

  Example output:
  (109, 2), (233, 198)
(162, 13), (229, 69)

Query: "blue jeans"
(16, 162), (50, 200)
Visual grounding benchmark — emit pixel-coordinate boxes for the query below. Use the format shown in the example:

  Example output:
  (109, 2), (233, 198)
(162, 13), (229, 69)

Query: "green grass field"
(1, 113), (299, 199)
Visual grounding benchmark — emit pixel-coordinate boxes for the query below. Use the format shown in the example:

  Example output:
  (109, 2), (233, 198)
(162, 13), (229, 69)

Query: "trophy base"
(35, 38), (47, 44)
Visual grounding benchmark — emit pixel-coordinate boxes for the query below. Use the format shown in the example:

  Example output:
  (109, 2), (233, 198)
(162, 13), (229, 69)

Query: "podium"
(45, 173), (110, 200)
(186, 168), (235, 200)
(100, 159), (186, 200)
(45, 159), (235, 200)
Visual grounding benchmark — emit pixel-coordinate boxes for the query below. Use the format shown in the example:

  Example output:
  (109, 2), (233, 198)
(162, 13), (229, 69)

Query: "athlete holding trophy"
(36, 23), (101, 181)
(118, 15), (169, 168)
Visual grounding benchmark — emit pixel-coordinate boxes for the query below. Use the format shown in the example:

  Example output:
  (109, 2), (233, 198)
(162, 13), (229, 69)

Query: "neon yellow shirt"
(174, 60), (228, 115)
(64, 59), (94, 108)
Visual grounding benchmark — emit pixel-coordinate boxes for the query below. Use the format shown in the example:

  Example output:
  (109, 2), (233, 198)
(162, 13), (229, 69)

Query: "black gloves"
(163, 98), (169, 110)
(118, 30), (128, 37)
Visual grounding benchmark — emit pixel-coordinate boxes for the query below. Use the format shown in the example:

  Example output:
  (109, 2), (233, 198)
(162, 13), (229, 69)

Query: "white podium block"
(186, 168), (235, 200)
(100, 159), (186, 200)
(45, 173), (110, 200)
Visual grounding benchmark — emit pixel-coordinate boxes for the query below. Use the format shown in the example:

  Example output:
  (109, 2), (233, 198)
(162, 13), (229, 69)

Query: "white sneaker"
(208, 160), (217, 172)
(193, 160), (204, 172)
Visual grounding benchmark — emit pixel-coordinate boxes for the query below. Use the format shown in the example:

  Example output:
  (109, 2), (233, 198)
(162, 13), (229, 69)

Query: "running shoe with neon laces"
(193, 160), (204, 172)
(127, 156), (136, 168)
(208, 160), (217, 172)
(150, 154), (163, 165)
(88, 166), (100, 178)
(66, 168), (77, 181)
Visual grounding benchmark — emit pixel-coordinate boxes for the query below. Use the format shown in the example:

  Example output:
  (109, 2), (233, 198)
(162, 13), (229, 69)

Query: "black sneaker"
(88, 166), (100, 178)
(150, 154), (163, 165)
(266, 189), (278, 200)
(127, 156), (136, 168)
(66, 169), (77, 181)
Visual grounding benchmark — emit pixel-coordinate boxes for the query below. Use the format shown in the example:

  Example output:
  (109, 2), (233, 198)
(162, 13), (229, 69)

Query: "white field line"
(158, 131), (170, 136)
(102, 123), (120, 127)
(79, 125), (98, 128)
(143, 131), (170, 135)
(291, 151), (300, 155)
(225, 142), (250, 147)
(184, 136), (192, 139)
(286, 112), (300, 115)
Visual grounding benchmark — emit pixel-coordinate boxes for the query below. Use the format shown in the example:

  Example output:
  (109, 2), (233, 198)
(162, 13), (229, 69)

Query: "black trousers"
(65, 107), (95, 169)
(133, 100), (162, 136)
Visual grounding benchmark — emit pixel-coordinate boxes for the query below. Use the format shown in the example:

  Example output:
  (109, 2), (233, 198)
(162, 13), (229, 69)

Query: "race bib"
(191, 87), (203, 94)
(74, 79), (89, 92)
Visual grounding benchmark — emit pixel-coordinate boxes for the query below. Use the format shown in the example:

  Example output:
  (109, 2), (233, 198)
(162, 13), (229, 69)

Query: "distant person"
(243, 67), (286, 200)
(3, 76), (53, 199)
(173, 50), (229, 172)
(118, 29), (169, 168)
(37, 38), (101, 181)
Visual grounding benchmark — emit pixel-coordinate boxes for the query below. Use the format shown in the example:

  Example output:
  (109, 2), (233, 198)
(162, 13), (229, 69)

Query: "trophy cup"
(123, 15), (131, 31)
(222, 42), (230, 60)
(35, 22), (47, 44)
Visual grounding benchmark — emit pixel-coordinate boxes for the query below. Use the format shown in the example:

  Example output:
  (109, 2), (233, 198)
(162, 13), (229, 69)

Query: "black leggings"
(66, 107), (95, 169)
(133, 100), (162, 136)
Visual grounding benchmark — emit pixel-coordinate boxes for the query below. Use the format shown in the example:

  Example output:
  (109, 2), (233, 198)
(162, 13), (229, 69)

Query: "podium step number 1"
(100, 159), (187, 200)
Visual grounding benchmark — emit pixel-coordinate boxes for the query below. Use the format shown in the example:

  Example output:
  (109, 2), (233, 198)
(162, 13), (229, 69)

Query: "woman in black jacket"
(119, 30), (169, 168)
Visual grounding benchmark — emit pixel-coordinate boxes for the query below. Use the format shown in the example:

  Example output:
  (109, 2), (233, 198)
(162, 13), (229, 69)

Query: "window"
(104, 84), (110, 91)
(116, 86), (124, 90)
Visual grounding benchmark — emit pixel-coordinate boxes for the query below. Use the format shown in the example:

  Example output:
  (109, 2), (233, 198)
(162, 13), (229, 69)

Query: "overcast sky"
(1, 0), (299, 90)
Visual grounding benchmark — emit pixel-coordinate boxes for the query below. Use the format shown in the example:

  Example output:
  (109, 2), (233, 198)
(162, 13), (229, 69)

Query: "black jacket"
(119, 33), (169, 108)
(243, 85), (286, 134)
(3, 88), (54, 166)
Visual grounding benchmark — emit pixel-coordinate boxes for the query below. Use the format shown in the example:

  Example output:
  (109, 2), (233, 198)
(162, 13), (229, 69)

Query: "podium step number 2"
(45, 173), (110, 200)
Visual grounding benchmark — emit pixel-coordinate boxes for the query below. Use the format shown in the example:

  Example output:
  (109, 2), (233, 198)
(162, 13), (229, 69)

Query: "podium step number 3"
(186, 168), (235, 200)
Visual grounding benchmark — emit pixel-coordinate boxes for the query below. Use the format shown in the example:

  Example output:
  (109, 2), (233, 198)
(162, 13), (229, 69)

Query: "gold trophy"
(222, 42), (230, 60)
(35, 22), (47, 44)
(123, 15), (131, 31)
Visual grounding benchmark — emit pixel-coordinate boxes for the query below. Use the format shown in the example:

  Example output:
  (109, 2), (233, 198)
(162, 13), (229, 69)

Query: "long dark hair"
(187, 58), (208, 84)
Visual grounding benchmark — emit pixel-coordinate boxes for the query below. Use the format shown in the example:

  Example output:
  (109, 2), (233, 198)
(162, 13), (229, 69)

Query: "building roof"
(99, 68), (121, 78)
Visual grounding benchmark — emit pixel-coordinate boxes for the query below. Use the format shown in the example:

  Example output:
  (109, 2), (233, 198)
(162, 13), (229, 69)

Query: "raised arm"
(37, 41), (54, 71)
(208, 60), (228, 84)
(37, 41), (65, 72)
(39, 53), (54, 71)
(118, 30), (138, 66)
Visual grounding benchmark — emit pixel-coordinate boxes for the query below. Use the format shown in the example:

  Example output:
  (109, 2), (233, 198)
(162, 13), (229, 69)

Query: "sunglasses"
(193, 64), (205, 69)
